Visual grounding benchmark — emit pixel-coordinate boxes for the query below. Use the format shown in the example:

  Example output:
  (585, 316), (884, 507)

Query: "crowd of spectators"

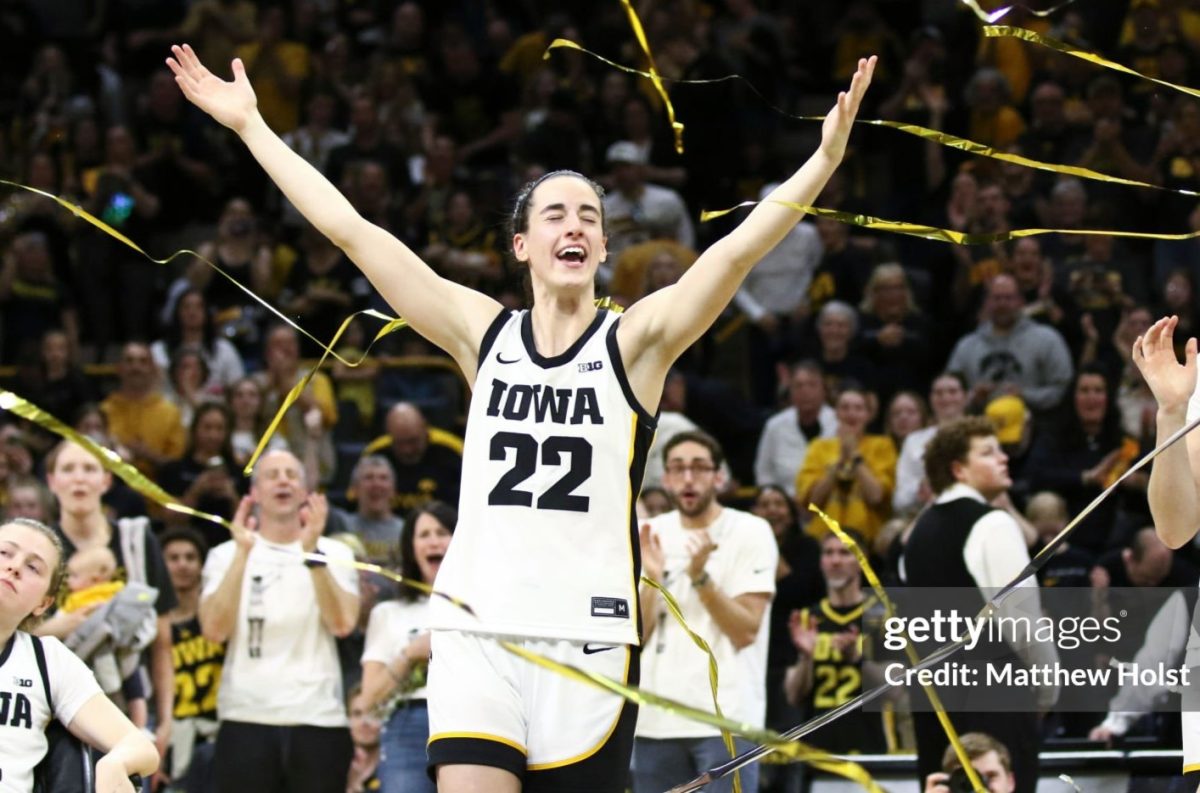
(2, 0), (1200, 789)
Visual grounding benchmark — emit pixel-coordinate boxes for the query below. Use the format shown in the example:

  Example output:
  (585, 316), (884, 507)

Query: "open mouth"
(556, 246), (586, 264)
(425, 554), (445, 565)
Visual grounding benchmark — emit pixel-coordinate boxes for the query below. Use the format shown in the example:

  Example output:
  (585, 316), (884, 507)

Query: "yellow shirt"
(236, 40), (311, 134)
(100, 392), (186, 474)
(796, 435), (897, 542)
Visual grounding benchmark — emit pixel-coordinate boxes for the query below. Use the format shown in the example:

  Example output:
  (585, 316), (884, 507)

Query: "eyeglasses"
(664, 462), (717, 476)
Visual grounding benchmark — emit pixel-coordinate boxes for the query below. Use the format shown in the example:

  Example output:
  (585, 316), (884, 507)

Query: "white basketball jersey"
(429, 309), (657, 645)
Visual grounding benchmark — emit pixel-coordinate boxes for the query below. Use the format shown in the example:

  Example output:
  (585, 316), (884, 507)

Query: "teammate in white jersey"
(167, 41), (875, 792)
(1131, 314), (1200, 786)
(0, 518), (157, 793)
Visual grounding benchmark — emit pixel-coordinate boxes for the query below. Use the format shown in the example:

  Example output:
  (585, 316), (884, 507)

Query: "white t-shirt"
(893, 424), (938, 514)
(636, 508), (777, 739)
(361, 599), (430, 700)
(0, 632), (102, 793)
(753, 405), (837, 496)
(202, 536), (358, 727)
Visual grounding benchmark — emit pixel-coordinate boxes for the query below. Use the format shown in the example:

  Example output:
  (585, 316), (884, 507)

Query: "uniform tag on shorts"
(591, 597), (630, 618)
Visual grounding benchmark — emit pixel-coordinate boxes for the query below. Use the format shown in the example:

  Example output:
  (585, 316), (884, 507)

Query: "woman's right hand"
(1133, 315), (1197, 414)
(166, 44), (259, 134)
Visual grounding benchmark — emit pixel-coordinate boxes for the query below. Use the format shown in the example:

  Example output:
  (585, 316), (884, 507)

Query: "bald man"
(361, 402), (464, 512)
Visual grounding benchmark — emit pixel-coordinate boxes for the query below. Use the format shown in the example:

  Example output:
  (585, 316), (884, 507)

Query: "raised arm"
(1133, 316), (1200, 549)
(617, 57), (876, 403)
(166, 45), (500, 376)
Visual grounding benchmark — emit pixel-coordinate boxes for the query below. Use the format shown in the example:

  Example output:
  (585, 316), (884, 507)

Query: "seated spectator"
(2, 475), (56, 523)
(734, 184), (824, 405)
(158, 403), (243, 548)
(754, 485), (824, 754)
(1024, 364), (1145, 553)
(894, 372), (969, 515)
(601, 140), (695, 275)
(360, 502), (456, 793)
(924, 732), (1017, 793)
(279, 226), (371, 353)
(1027, 491), (1094, 589)
(61, 545), (156, 726)
(1091, 527), (1199, 662)
(164, 346), (215, 431)
(964, 68), (1026, 148)
(804, 301), (878, 398)
(330, 317), (382, 434)
(333, 455), (405, 568)
(857, 263), (934, 404)
(0, 230), (79, 365)
(362, 403), (462, 512)
(227, 376), (287, 470)
(754, 361), (837, 496)
(185, 198), (273, 358)
(100, 341), (187, 477)
(947, 273), (1073, 414)
(253, 324), (338, 484)
(13, 329), (95, 449)
(151, 288), (246, 393)
(421, 188), (505, 292)
(162, 527), (224, 791)
(885, 390), (930, 450)
(796, 385), (897, 543)
(345, 685), (382, 793)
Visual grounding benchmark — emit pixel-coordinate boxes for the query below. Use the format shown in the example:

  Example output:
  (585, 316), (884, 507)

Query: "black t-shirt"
(279, 252), (371, 352)
(55, 521), (179, 616)
(383, 444), (463, 514)
(156, 456), (246, 551)
(170, 614), (224, 721)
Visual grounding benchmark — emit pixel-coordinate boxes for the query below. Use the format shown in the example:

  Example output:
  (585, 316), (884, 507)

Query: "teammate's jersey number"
(175, 664), (221, 718)
(488, 432), (593, 512)
(813, 665), (860, 709)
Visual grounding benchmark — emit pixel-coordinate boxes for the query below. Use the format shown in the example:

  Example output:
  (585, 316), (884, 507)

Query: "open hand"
(166, 44), (259, 133)
(1132, 315), (1197, 414)
(230, 495), (258, 554)
(819, 56), (877, 162)
(298, 493), (329, 552)
(639, 523), (665, 583)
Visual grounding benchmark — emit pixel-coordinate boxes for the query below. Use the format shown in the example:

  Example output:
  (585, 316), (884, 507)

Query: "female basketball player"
(168, 42), (874, 793)
(0, 518), (158, 792)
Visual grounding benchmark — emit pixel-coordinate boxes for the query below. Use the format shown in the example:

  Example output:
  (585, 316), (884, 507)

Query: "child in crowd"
(61, 545), (159, 726)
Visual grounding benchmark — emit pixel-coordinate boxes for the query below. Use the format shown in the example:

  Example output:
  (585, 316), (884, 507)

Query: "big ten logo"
(578, 361), (604, 373)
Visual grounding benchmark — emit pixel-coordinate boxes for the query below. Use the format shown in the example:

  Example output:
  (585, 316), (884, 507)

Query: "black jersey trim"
(520, 308), (607, 369)
(477, 309), (515, 374)
(605, 319), (657, 428)
(0, 631), (15, 668)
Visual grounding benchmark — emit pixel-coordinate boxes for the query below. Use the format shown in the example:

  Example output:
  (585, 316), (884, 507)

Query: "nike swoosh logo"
(583, 643), (617, 655)
(496, 353), (522, 364)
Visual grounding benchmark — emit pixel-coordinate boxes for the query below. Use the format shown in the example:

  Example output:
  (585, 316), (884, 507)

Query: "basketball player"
(167, 42), (875, 793)
(1131, 315), (1200, 787)
(0, 518), (158, 791)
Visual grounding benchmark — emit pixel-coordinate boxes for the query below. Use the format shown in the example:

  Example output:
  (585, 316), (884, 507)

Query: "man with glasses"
(634, 431), (777, 793)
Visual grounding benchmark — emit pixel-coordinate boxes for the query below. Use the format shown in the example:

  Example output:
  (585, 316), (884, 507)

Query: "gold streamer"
(545, 40), (1200, 200)
(643, 576), (742, 793)
(617, 0), (685, 153)
(700, 199), (1200, 245)
(984, 26), (1200, 101)
(812, 506), (987, 793)
(0, 389), (235, 531)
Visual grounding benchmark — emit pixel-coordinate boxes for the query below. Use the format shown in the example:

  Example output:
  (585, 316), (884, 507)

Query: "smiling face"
(512, 175), (607, 294)
(412, 512), (452, 584)
(930, 375), (966, 422)
(1074, 372), (1108, 427)
(752, 487), (793, 541)
(0, 522), (61, 629)
(835, 390), (871, 434)
(47, 442), (112, 518)
(251, 450), (307, 521)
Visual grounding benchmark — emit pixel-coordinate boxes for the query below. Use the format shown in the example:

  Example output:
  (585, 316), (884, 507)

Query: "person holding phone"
(923, 733), (1016, 793)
